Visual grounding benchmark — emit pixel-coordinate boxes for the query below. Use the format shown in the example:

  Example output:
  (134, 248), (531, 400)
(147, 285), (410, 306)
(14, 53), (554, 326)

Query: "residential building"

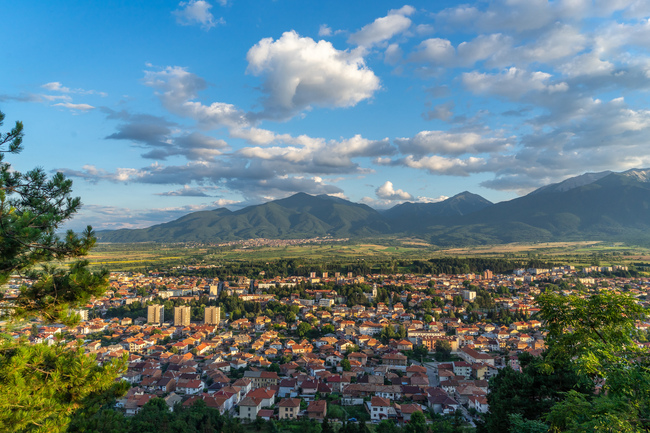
(306, 400), (327, 420)
(147, 305), (164, 325)
(238, 396), (263, 420)
(174, 306), (191, 327)
(278, 398), (301, 420)
(205, 306), (221, 325)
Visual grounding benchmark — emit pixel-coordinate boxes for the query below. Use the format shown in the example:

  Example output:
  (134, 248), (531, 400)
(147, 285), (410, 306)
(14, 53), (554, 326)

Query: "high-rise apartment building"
(204, 306), (221, 325)
(147, 304), (164, 325)
(174, 305), (191, 327)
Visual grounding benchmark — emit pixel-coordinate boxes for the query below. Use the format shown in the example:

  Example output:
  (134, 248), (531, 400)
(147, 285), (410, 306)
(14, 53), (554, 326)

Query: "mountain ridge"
(96, 169), (650, 246)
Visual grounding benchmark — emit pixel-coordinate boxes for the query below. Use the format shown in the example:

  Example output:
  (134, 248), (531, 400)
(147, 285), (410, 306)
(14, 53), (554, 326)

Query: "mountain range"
(96, 168), (650, 246)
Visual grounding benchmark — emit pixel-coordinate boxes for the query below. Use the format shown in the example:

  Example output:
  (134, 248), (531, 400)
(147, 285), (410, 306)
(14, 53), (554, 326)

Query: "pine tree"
(0, 110), (127, 432)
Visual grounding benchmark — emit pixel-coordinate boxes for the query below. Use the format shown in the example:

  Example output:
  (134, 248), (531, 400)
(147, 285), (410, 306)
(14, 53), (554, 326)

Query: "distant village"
(2, 264), (649, 426)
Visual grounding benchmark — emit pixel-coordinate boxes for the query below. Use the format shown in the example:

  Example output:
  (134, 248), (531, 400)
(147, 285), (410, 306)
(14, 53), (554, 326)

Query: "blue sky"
(3, 0), (650, 230)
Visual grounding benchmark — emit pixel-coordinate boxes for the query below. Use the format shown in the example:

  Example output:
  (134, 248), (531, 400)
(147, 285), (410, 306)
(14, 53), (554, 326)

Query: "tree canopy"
(0, 110), (126, 432)
(479, 290), (649, 433)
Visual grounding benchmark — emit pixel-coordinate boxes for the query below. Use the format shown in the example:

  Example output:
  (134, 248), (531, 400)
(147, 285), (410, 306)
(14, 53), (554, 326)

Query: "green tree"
(434, 339), (452, 361)
(537, 291), (650, 432)
(481, 291), (650, 433)
(297, 322), (312, 338)
(404, 411), (427, 433)
(341, 358), (352, 371)
(0, 111), (127, 432)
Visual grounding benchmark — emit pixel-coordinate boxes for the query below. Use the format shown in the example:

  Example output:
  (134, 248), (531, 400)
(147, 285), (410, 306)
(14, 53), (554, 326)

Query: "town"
(3, 264), (649, 430)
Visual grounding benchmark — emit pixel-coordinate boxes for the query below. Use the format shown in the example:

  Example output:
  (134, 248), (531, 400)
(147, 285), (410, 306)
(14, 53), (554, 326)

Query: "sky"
(3, 0), (650, 231)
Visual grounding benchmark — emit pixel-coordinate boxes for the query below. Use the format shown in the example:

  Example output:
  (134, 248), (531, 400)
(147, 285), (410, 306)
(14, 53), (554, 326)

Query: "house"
(458, 347), (495, 366)
(248, 387), (276, 407)
(381, 353), (408, 368)
(348, 352), (368, 366)
(243, 370), (280, 388)
(452, 361), (472, 378)
(468, 395), (489, 413)
(368, 396), (394, 421)
(307, 400), (327, 420)
(178, 379), (204, 395)
(238, 396), (263, 420)
(427, 389), (460, 415)
(124, 394), (154, 416)
(278, 398), (301, 420)
(279, 378), (298, 398)
(406, 365), (427, 377)
(397, 403), (423, 422)
(232, 378), (253, 396)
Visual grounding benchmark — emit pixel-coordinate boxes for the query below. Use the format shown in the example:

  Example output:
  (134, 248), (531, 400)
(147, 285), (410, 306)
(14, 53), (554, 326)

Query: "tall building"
(74, 309), (88, 321)
(147, 304), (164, 325)
(174, 305), (191, 327)
(205, 306), (221, 325)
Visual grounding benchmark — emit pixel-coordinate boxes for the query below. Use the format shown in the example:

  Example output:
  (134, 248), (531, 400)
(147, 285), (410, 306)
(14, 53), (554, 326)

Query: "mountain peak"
(621, 168), (650, 182)
(530, 171), (613, 195)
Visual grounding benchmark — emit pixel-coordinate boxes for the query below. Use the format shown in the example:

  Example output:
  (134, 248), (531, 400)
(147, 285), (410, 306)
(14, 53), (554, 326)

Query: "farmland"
(85, 239), (650, 274)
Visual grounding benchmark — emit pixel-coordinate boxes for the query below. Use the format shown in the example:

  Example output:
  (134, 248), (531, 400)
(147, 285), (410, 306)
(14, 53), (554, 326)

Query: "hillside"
(96, 169), (650, 246)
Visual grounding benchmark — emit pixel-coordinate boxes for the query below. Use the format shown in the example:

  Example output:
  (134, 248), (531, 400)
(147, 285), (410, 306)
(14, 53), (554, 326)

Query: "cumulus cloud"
(237, 134), (395, 173)
(348, 5), (415, 47)
(410, 38), (455, 64)
(415, 195), (449, 203)
(173, 0), (223, 30)
(435, 0), (569, 33)
(103, 111), (228, 161)
(395, 130), (511, 156)
(558, 52), (615, 77)
(463, 67), (568, 99)
(400, 155), (489, 176)
(143, 66), (248, 129)
(376, 181), (412, 200)
(246, 31), (380, 119)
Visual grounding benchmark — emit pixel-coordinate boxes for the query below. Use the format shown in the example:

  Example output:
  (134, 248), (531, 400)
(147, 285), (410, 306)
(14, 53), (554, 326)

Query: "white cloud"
(143, 66), (248, 129)
(319, 24), (332, 36)
(348, 5), (415, 47)
(395, 130), (511, 156)
(42, 82), (71, 92)
(415, 195), (448, 203)
(559, 52), (615, 77)
(410, 38), (455, 64)
(41, 81), (107, 96)
(246, 31), (380, 118)
(52, 102), (95, 111)
(237, 134), (395, 171)
(384, 43), (403, 65)
(401, 155), (488, 176)
(457, 33), (512, 67)
(173, 0), (223, 30)
(376, 181), (412, 200)
(463, 67), (568, 99)
(39, 94), (72, 102)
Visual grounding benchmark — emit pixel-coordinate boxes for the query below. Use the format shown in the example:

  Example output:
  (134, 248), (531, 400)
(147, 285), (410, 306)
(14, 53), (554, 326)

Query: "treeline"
(162, 257), (553, 279)
(69, 398), (243, 433)
(70, 397), (464, 433)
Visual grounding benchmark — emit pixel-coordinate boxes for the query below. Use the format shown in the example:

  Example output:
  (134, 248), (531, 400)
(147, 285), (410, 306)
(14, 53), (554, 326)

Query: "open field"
(84, 239), (650, 272)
